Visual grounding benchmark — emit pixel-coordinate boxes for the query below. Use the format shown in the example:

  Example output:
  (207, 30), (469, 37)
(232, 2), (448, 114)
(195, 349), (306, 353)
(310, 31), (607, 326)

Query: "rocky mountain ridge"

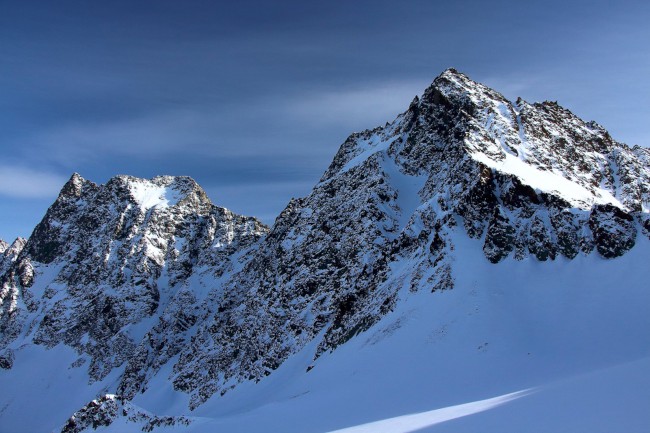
(0, 174), (268, 381)
(166, 68), (649, 408)
(0, 68), (648, 431)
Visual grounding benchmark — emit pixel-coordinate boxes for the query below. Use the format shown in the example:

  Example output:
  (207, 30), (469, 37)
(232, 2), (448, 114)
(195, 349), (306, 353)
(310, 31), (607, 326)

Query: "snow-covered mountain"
(1, 69), (649, 433)
(0, 175), (268, 406)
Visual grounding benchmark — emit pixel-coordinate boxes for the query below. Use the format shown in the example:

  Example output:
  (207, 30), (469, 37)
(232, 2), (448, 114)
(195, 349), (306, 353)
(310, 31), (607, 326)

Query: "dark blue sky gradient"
(1, 0), (649, 239)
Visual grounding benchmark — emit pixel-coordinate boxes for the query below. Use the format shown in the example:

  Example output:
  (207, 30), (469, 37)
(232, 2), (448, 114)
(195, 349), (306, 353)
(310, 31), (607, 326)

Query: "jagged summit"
(433, 66), (467, 81)
(0, 237), (26, 278)
(1, 173), (268, 384)
(57, 173), (212, 211)
(422, 67), (510, 113)
(330, 68), (649, 212)
(163, 70), (650, 408)
(58, 172), (86, 198)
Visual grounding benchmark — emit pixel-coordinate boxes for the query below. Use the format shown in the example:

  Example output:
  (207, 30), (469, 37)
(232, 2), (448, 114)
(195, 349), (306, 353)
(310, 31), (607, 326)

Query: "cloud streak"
(0, 166), (67, 199)
(16, 79), (430, 169)
(285, 79), (430, 130)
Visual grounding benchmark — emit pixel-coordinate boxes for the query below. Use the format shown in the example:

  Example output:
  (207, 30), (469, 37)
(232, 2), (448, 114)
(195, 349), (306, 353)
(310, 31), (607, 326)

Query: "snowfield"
(1, 230), (648, 433)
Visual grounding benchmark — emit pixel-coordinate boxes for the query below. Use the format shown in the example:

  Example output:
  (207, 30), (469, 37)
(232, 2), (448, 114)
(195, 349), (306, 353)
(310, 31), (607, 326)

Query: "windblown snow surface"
(1, 229), (649, 433)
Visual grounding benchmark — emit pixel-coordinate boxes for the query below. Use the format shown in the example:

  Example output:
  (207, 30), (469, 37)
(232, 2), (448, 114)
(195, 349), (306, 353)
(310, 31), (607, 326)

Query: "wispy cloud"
(0, 166), (67, 199)
(476, 74), (544, 102)
(22, 109), (227, 165)
(284, 79), (430, 130)
(202, 179), (317, 225)
(15, 79), (430, 170)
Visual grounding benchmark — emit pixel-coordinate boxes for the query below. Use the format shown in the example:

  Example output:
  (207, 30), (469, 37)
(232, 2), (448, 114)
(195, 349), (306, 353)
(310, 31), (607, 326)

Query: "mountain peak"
(1, 237), (27, 262)
(102, 174), (212, 212)
(432, 67), (481, 89)
(437, 67), (464, 79)
(58, 172), (88, 198)
(55, 173), (213, 213)
(322, 68), (649, 260)
(425, 68), (509, 108)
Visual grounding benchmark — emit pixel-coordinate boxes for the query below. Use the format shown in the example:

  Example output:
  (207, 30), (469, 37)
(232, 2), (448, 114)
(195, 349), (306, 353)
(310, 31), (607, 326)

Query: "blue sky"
(1, 0), (649, 240)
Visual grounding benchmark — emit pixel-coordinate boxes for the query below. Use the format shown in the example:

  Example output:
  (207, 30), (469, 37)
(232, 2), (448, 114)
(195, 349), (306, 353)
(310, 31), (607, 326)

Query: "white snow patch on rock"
(129, 181), (181, 210)
(469, 150), (625, 210)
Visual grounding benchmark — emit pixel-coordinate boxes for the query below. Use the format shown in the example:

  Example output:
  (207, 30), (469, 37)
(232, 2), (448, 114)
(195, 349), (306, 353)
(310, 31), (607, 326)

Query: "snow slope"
(189, 235), (650, 433)
(25, 231), (646, 433)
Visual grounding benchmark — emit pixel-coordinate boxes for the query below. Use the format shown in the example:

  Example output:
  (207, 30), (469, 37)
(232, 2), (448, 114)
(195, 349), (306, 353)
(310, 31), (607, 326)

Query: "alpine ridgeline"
(1, 68), (648, 431)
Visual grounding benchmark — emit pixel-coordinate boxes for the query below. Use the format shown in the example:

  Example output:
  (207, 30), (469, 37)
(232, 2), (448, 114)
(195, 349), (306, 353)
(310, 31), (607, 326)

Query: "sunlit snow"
(325, 390), (531, 433)
(469, 150), (625, 210)
(129, 180), (181, 210)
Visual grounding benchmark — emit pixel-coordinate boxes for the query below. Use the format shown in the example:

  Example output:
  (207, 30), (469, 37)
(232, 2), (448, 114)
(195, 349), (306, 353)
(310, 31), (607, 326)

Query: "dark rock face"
(0, 237), (27, 358)
(0, 237), (26, 275)
(61, 395), (119, 433)
(1, 68), (649, 419)
(60, 394), (191, 433)
(0, 174), (268, 383)
(166, 69), (650, 408)
(0, 348), (13, 369)
(589, 204), (636, 258)
(169, 153), (442, 407)
(527, 215), (557, 261)
(483, 207), (516, 264)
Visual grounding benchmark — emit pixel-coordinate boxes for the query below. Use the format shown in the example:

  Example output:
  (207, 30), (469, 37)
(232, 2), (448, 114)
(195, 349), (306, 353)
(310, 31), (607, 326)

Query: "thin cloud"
(22, 109), (225, 165)
(202, 179), (317, 225)
(18, 100), (337, 169)
(476, 74), (545, 102)
(0, 166), (67, 199)
(284, 79), (431, 130)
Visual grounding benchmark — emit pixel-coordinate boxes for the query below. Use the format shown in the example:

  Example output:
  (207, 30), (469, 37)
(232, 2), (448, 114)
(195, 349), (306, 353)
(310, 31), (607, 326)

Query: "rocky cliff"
(167, 68), (650, 408)
(0, 174), (267, 382)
